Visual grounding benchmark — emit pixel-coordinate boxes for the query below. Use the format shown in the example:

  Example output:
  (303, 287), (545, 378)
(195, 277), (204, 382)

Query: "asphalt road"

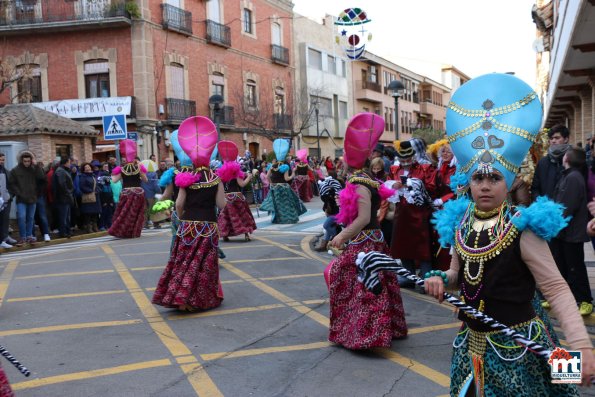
(0, 199), (593, 396)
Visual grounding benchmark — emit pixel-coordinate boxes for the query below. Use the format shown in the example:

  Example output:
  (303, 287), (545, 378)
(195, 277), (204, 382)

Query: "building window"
(327, 55), (336, 74)
(368, 65), (377, 83)
(246, 79), (257, 107)
(84, 60), (110, 98)
(55, 144), (72, 159)
(207, 0), (221, 23)
(211, 72), (224, 100)
(341, 60), (346, 77)
(243, 8), (253, 34)
(169, 63), (185, 99)
(274, 87), (285, 114)
(311, 95), (332, 117)
(17, 65), (41, 103)
(271, 22), (281, 45)
(308, 48), (322, 70)
(339, 101), (348, 119)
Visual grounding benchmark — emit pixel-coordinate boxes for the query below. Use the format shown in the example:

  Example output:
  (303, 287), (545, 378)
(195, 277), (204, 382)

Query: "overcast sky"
(293, 0), (538, 88)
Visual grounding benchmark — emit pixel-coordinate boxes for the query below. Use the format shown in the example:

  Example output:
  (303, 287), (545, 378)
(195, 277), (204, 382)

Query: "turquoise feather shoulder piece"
(511, 196), (570, 241)
(431, 196), (471, 247)
(159, 168), (175, 188)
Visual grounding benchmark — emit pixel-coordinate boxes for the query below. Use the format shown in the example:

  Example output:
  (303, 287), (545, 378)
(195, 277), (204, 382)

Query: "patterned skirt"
(450, 318), (579, 397)
(218, 192), (257, 237)
(328, 230), (408, 349)
(152, 221), (223, 310)
(292, 175), (313, 202)
(259, 184), (307, 224)
(0, 364), (13, 397)
(108, 187), (145, 238)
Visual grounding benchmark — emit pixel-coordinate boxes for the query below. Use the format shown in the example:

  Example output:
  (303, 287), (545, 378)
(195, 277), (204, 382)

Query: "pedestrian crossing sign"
(102, 114), (127, 140)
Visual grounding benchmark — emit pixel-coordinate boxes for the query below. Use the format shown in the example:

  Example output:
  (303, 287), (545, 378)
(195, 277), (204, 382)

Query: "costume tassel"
(471, 354), (484, 397)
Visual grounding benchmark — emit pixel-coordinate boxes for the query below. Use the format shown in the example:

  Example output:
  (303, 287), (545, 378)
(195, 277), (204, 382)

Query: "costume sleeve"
(520, 230), (592, 350)
(423, 165), (438, 196)
(338, 185), (371, 241)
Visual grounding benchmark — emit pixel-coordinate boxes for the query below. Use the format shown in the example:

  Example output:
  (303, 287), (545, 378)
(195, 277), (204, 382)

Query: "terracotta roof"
(0, 104), (98, 137)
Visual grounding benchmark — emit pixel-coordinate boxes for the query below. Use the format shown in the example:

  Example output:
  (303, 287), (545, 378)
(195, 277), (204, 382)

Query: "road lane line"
(300, 235), (328, 264)
(16, 269), (114, 279)
(0, 320), (143, 337)
(102, 245), (222, 397)
(11, 359), (172, 391)
(372, 349), (451, 388)
(228, 257), (307, 263)
(120, 251), (169, 257)
(219, 244), (273, 250)
(407, 322), (461, 335)
(21, 255), (106, 266)
(260, 273), (320, 281)
(168, 304), (286, 320)
(201, 342), (333, 361)
(0, 260), (18, 307)
(252, 237), (313, 260)
(7, 290), (126, 302)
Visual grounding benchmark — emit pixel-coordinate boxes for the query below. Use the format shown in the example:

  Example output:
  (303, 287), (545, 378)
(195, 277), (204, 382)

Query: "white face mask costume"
(334, 7), (373, 60)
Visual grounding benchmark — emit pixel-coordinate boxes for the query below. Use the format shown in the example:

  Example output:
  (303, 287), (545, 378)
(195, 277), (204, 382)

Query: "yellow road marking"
(102, 245), (222, 397)
(16, 269), (114, 279)
(303, 299), (327, 305)
(120, 251), (169, 257)
(12, 359), (172, 391)
(0, 319), (142, 337)
(21, 255), (106, 266)
(222, 244), (272, 250)
(253, 236), (313, 260)
(372, 349), (451, 388)
(220, 260), (328, 327)
(201, 341), (333, 361)
(229, 257), (307, 263)
(7, 290), (126, 302)
(408, 322), (461, 335)
(260, 273), (320, 281)
(0, 260), (18, 307)
(300, 235), (327, 264)
(169, 304), (286, 320)
(130, 265), (164, 271)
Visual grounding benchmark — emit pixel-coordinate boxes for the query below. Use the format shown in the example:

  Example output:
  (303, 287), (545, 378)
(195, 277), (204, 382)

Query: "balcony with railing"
(354, 80), (383, 103)
(273, 113), (292, 130)
(0, 0), (131, 34)
(271, 45), (289, 65)
(165, 98), (196, 122)
(211, 106), (234, 126)
(161, 3), (192, 35)
(206, 19), (231, 47)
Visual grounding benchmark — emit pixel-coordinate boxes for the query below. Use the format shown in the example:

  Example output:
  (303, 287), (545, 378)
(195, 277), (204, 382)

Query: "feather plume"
(175, 172), (200, 188)
(335, 182), (360, 226)
(158, 168), (175, 188)
(216, 162), (243, 183)
(431, 196), (471, 247)
(378, 183), (396, 201)
(512, 196), (570, 241)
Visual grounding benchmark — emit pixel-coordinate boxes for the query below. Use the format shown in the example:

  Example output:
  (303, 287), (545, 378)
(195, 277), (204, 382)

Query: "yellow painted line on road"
(0, 260), (18, 307)
(220, 260), (328, 327)
(222, 244), (273, 250)
(300, 235), (328, 264)
(0, 319), (142, 337)
(229, 257), (307, 263)
(303, 299), (327, 305)
(201, 341), (333, 361)
(169, 303), (286, 320)
(102, 245), (222, 397)
(372, 349), (451, 388)
(7, 290), (126, 302)
(120, 251), (169, 257)
(21, 255), (106, 266)
(130, 265), (164, 271)
(408, 322), (461, 335)
(253, 236), (313, 260)
(16, 269), (114, 280)
(260, 273), (320, 281)
(12, 359), (172, 391)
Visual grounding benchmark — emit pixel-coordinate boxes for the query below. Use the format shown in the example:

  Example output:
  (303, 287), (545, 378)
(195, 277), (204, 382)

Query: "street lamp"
(388, 79), (405, 140)
(208, 94), (224, 143)
(314, 103), (321, 160)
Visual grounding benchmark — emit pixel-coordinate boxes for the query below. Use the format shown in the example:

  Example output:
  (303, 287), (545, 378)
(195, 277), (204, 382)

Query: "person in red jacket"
(389, 140), (438, 288)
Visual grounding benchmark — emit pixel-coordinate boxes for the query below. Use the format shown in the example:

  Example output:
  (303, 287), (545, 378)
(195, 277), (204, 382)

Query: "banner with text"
(32, 97), (132, 119)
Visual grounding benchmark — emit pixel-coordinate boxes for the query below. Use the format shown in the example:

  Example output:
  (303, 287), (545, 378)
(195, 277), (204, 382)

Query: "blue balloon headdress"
(170, 130), (193, 168)
(273, 139), (290, 162)
(446, 73), (542, 189)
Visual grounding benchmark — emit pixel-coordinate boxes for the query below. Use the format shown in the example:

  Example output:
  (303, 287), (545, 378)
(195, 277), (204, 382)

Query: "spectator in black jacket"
(53, 157), (74, 238)
(531, 124), (570, 200)
(551, 147), (593, 315)
(0, 153), (13, 248)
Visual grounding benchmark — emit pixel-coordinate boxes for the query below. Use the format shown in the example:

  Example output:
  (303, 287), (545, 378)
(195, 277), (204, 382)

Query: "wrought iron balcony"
(165, 98), (196, 122)
(161, 3), (192, 35)
(273, 113), (292, 130)
(206, 19), (231, 47)
(0, 0), (131, 34)
(271, 45), (289, 65)
(360, 80), (381, 93)
(211, 106), (234, 126)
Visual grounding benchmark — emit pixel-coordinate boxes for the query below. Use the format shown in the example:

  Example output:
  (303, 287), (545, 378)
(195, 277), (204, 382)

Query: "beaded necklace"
(348, 171), (379, 189)
(121, 163), (139, 176)
(188, 167), (220, 189)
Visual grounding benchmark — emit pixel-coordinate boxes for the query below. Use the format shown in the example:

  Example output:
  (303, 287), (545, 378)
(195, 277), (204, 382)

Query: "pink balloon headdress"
(216, 140), (243, 183)
(177, 116), (218, 168)
(343, 112), (384, 169)
(119, 139), (137, 163)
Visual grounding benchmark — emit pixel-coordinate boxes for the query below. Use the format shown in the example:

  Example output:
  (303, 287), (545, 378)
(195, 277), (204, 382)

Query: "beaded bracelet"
(424, 270), (449, 286)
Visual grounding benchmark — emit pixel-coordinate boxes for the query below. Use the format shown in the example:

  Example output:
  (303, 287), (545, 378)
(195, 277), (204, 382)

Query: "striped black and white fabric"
(318, 177), (342, 198)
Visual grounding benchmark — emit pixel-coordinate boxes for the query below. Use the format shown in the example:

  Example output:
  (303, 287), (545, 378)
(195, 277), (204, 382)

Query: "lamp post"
(315, 104), (321, 160)
(208, 94), (224, 143)
(388, 79), (405, 141)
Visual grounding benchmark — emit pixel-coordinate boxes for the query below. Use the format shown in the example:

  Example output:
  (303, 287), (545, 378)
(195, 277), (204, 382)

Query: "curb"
(0, 231), (109, 254)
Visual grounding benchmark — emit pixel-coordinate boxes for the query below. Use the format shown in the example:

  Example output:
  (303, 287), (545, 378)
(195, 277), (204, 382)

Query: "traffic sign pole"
(115, 139), (121, 166)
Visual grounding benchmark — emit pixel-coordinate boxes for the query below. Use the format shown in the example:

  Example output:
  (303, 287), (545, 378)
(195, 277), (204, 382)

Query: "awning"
(93, 144), (116, 153)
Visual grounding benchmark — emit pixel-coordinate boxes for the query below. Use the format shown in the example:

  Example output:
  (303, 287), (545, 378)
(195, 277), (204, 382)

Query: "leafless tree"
(0, 50), (33, 103)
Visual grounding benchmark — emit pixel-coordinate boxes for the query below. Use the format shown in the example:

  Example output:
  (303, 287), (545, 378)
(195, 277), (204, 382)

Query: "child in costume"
(327, 113), (407, 349)
(259, 139), (306, 224)
(216, 140), (257, 242)
(292, 149), (313, 202)
(109, 139), (148, 238)
(152, 116), (226, 311)
(425, 73), (594, 395)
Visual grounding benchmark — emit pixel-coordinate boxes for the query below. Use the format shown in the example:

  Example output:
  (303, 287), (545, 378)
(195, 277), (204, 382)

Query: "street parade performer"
(216, 140), (257, 242)
(260, 139), (306, 224)
(425, 73), (594, 395)
(327, 112), (407, 349)
(153, 116), (226, 312)
(109, 139), (147, 238)
(292, 148), (313, 202)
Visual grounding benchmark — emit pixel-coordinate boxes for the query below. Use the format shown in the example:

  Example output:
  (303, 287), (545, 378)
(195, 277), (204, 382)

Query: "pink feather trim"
(378, 183), (396, 201)
(335, 182), (360, 227)
(175, 172), (200, 188)
(111, 166), (121, 175)
(216, 162), (243, 183)
(139, 164), (147, 173)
